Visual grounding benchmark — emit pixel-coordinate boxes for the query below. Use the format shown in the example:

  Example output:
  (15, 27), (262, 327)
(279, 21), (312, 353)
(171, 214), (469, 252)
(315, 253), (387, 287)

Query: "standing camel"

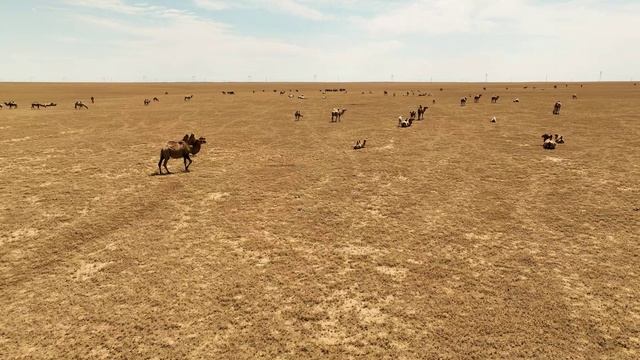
(4, 101), (17, 109)
(331, 108), (346, 122)
(144, 99), (151, 106)
(157, 134), (207, 174)
(460, 97), (467, 106)
(417, 105), (427, 120)
(184, 95), (193, 101)
(491, 96), (500, 103)
(294, 110), (303, 121)
(553, 101), (562, 115)
(474, 94), (482, 103)
(91, 96), (95, 104)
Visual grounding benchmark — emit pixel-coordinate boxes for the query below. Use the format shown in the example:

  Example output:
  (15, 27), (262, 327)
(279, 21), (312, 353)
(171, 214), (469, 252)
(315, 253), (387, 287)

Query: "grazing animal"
(353, 140), (366, 150)
(409, 110), (417, 120)
(331, 108), (346, 122)
(474, 94), (482, 103)
(460, 97), (467, 106)
(91, 96), (95, 104)
(144, 99), (151, 106)
(513, 98), (520, 103)
(553, 101), (562, 115)
(184, 95), (193, 101)
(4, 101), (17, 109)
(572, 94), (578, 100)
(44, 102), (57, 107)
(153, 97), (159, 102)
(491, 96), (500, 103)
(74, 101), (88, 109)
(31, 102), (45, 109)
(294, 110), (303, 121)
(417, 105), (427, 120)
(157, 134), (207, 174)
(491, 116), (496, 123)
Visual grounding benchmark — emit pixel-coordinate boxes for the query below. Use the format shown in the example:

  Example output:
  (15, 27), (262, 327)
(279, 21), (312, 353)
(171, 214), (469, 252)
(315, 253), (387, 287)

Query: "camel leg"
(163, 158), (171, 174)
(183, 154), (192, 172)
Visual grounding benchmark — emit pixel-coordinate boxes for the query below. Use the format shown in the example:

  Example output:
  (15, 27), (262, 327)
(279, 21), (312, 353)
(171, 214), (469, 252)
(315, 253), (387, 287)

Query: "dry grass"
(0, 82), (638, 359)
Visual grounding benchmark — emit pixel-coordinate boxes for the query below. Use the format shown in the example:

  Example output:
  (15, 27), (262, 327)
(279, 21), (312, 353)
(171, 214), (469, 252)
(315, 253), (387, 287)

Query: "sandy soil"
(0, 82), (638, 359)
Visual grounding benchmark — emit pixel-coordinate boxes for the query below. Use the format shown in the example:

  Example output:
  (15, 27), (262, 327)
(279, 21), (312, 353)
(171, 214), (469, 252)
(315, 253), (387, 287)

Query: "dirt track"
(1, 82), (638, 358)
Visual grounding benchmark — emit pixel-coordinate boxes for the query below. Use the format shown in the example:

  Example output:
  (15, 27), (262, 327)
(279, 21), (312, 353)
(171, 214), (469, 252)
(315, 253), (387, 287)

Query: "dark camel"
(553, 101), (562, 115)
(491, 96), (500, 103)
(74, 101), (88, 109)
(353, 140), (366, 150)
(294, 110), (303, 121)
(158, 133), (207, 174)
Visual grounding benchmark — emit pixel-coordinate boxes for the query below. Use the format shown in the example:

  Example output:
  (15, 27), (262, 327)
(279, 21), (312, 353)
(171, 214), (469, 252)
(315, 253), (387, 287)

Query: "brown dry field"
(0, 82), (638, 359)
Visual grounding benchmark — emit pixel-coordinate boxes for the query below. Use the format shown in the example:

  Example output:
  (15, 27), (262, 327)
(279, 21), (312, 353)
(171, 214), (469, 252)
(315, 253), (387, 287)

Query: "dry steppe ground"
(0, 82), (638, 359)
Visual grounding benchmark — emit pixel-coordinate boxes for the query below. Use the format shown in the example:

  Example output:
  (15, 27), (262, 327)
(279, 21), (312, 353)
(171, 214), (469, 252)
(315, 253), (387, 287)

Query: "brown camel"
(294, 110), (303, 121)
(31, 102), (45, 109)
(474, 94), (482, 103)
(417, 105), (427, 120)
(553, 101), (562, 115)
(158, 133), (207, 174)
(460, 97), (467, 106)
(4, 101), (17, 109)
(153, 97), (159, 102)
(184, 95), (193, 101)
(91, 96), (95, 104)
(491, 96), (500, 103)
(74, 101), (88, 109)
(331, 108), (346, 122)
(353, 139), (366, 150)
(144, 99), (151, 106)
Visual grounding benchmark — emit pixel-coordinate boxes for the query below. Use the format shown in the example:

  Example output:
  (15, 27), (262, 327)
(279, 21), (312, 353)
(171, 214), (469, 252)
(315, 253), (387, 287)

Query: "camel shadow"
(148, 170), (190, 177)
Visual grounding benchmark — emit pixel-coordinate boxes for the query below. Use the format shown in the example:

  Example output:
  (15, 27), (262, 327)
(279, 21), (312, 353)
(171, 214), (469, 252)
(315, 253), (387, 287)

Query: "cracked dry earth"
(0, 82), (638, 359)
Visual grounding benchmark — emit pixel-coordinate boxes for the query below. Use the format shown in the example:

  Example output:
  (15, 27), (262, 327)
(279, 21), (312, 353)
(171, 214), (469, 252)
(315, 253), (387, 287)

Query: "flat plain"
(0, 82), (638, 359)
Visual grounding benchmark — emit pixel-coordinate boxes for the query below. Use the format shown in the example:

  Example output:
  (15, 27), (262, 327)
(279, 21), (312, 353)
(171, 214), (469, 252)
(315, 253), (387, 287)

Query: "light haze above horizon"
(1, 0), (639, 82)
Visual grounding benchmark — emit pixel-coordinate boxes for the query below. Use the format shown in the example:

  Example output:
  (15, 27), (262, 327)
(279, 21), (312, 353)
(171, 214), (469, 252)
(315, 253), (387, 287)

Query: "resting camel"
(491, 96), (500, 103)
(513, 98), (520, 103)
(144, 99), (151, 106)
(158, 133), (207, 174)
(572, 94), (578, 100)
(31, 103), (45, 109)
(543, 138), (556, 150)
(153, 97), (159, 102)
(553, 101), (562, 115)
(491, 116), (497, 123)
(298, 95), (306, 99)
(74, 101), (88, 110)
(4, 101), (17, 109)
(460, 97), (467, 106)
(294, 110), (303, 121)
(184, 95), (193, 101)
(417, 105), (427, 120)
(398, 116), (413, 128)
(474, 94), (482, 103)
(331, 108), (346, 122)
(353, 140), (366, 150)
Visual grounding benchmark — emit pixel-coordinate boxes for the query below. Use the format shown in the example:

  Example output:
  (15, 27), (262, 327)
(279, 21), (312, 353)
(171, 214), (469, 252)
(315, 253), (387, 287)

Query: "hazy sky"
(1, 0), (639, 82)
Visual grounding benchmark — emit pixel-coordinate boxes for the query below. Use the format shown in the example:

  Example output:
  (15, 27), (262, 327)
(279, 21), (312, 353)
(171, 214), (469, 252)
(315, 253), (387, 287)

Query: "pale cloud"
(193, 0), (329, 21)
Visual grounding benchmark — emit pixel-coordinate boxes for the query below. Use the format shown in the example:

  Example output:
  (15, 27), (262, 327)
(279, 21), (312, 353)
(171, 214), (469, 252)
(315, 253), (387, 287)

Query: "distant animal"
(91, 96), (95, 104)
(417, 105), (427, 120)
(31, 102), (45, 109)
(572, 94), (578, 100)
(384, 91), (388, 95)
(553, 101), (562, 115)
(409, 110), (416, 120)
(474, 94), (482, 103)
(44, 102), (57, 107)
(490, 116), (496, 123)
(555, 134), (565, 144)
(543, 137), (556, 150)
(227, 91), (235, 95)
(353, 140), (366, 150)
(483, 87), (487, 91)
(331, 108), (346, 122)
(541, 133), (553, 142)
(432, 99), (436, 104)
(74, 101), (88, 109)
(460, 97), (467, 106)
(288, 94), (294, 99)
(298, 95), (306, 99)
(398, 116), (413, 128)
(184, 95), (193, 101)
(165, 91), (169, 95)
(491, 96), (500, 103)
(158, 133), (207, 174)
(294, 110), (303, 121)
(4, 101), (17, 109)
(513, 98), (520, 103)
(153, 97), (159, 102)
(144, 99), (151, 106)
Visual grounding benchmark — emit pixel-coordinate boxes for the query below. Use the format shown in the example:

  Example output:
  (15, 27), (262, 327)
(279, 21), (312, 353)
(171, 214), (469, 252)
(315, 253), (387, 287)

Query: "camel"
(572, 94), (578, 100)
(553, 101), (562, 115)
(543, 138), (556, 150)
(491, 116), (496, 123)
(554, 134), (565, 144)
(74, 101), (88, 109)
(157, 133), (207, 174)
(353, 140), (366, 150)
(513, 98), (520, 103)
(44, 102), (57, 107)
(31, 103), (45, 109)
(417, 105), (427, 120)
(184, 95), (193, 101)
(298, 95), (306, 99)
(384, 91), (388, 95)
(491, 96), (500, 103)
(331, 108), (346, 122)
(144, 99), (151, 106)
(460, 97), (467, 106)
(398, 116), (413, 128)
(474, 94), (482, 103)
(153, 97), (159, 102)
(4, 101), (17, 109)
(409, 110), (416, 120)
(432, 99), (436, 104)
(91, 96), (95, 104)
(294, 110), (303, 121)
(165, 91), (169, 95)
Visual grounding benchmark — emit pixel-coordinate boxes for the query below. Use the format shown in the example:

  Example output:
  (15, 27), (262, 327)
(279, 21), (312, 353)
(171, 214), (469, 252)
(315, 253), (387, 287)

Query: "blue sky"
(1, 0), (639, 82)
